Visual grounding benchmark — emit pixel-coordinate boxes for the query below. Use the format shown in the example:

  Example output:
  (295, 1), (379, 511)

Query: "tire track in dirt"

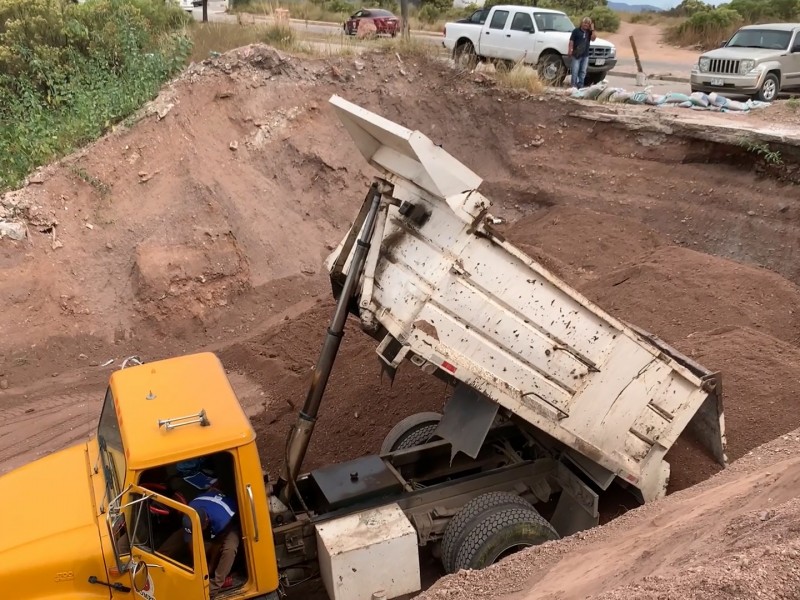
(0, 388), (101, 474)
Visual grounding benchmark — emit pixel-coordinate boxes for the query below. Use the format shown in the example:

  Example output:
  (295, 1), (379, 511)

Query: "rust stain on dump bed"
(414, 320), (440, 341)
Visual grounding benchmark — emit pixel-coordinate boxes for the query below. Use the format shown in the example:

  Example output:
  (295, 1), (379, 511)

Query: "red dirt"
(2, 44), (800, 599)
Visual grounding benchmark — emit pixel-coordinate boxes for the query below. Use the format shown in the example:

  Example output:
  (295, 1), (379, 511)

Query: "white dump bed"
(326, 96), (727, 502)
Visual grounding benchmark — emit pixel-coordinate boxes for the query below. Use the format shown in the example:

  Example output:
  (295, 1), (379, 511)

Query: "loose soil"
(2, 44), (800, 599)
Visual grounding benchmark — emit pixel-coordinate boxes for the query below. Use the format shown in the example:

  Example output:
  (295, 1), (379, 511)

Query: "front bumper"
(562, 56), (617, 72)
(689, 71), (765, 95)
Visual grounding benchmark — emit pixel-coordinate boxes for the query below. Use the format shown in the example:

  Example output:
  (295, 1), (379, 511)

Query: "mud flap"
(549, 461), (600, 537)
(687, 377), (728, 467)
(434, 383), (498, 461)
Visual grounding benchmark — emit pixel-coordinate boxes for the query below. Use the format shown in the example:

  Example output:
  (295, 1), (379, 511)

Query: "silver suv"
(690, 23), (800, 102)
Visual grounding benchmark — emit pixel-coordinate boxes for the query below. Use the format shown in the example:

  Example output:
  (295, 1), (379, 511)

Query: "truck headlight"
(739, 59), (756, 74)
(699, 57), (710, 72)
(609, 47), (616, 58)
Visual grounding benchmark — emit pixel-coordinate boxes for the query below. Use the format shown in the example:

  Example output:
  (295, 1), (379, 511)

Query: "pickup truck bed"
(327, 95), (727, 503)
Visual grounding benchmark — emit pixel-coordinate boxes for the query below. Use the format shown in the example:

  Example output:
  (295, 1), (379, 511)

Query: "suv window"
(489, 10), (509, 30)
(511, 12), (534, 32)
(728, 28), (792, 50)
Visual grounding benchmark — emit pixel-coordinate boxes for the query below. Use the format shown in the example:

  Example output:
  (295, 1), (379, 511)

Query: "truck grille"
(709, 59), (740, 75)
(588, 47), (611, 58)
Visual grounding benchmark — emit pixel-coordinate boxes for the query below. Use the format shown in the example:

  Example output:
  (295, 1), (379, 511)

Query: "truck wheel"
(452, 505), (560, 572)
(441, 491), (533, 574)
(756, 73), (779, 102)
(380, 411), (442, 453)
(454, 41), (478, 70)
(537, 53), (566, 86)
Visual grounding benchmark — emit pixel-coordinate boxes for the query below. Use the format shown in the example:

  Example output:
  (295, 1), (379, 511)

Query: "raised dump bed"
(326, 94), (727, 503)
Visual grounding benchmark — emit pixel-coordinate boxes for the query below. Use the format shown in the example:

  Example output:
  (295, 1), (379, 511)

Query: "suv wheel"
(756, 73), (779, 102)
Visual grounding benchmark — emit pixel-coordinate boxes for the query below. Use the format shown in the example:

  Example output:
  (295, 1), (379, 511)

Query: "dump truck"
(0, 96), (727, 600)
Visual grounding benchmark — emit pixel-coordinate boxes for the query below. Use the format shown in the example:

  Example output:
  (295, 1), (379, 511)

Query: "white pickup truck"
(443, 5), (617, 86)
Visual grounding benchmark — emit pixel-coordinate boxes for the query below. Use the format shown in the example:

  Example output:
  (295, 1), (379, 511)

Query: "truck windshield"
(534, 13), (574, 33)
(727, 29), (791, 50)
(97, 388), (126, 506)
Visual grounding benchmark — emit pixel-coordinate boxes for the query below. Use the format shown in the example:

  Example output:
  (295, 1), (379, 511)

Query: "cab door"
(498, 10), (537, 63)
(786, 30), (800, 89)
(125, 485), (210, 599)
(480, 8), (510, 58)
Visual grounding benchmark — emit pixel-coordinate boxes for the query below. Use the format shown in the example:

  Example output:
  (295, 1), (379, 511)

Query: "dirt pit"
(2, 45), (800, 598)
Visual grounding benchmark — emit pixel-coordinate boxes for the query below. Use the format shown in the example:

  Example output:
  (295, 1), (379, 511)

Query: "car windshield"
(534, 12), (574, 33)
(97, 387), (126, 507)
(727, 29), (791, 50)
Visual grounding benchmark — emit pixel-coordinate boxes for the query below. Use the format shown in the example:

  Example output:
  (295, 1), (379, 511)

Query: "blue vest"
(189, 492), (236, 538)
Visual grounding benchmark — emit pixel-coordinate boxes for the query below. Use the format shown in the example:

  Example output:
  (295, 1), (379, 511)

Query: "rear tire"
(537, 53), (567, 86)
(452, 505), (560, 572)
(453, 40), (478, 70)
(380, 412), (442, 453)
(441, 491), (533, 574)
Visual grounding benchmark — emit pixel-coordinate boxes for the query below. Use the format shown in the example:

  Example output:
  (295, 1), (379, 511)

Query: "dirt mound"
(581, 245), (800, 346)
(505, 206), (667, 284)
(422, 432), (800, 600)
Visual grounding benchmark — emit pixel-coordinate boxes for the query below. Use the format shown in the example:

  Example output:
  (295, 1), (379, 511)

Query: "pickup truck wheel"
(454, 41), (478, 69)
(756, 73), (779, 102)
(441, 491), (533, 574)
(452, 505), (560, 572)
(380, 411), (442, 453)
(537, 53), (566, 86)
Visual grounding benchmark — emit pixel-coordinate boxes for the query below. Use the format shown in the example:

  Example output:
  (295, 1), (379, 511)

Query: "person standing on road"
(568, 17), (596, 89)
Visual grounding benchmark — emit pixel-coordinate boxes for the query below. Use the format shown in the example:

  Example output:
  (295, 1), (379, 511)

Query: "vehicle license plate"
(711, 78), (724, 86)
(595, 58), (605, 66)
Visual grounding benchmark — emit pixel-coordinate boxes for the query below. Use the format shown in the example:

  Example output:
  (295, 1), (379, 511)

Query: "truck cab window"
(489, 10), (509, 30)
(510, 12), (534, 32)
(97, 388), (126, 504)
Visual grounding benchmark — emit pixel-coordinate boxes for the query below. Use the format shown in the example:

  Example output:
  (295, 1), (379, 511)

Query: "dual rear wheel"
(382, 413), (561, 573)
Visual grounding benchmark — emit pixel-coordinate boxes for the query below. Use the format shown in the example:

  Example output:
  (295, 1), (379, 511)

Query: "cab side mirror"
(523, 26), (534, 33)
(131, 561), (149, 593)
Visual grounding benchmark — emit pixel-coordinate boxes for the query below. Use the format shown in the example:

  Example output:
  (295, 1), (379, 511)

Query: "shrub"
(325, 0), (352, 14)
(0, 0), (191, 191)
(262, 23), (297, 48)
(418, 4), (441, 24)
(588, 6), (620, 32)
(666, 6), (742, 48)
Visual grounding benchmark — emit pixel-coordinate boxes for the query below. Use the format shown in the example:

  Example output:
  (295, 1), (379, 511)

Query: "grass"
(738, 137), (783, 166)
(0, 0), (191, 193)
(188, 21), (276, 60)
(187, 20), (373, 59)
(495, 62), (544, 94)
(664, 21), (738, 50)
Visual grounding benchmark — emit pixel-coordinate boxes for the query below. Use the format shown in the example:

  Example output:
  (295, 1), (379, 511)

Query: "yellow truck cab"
(0, 352), (280, 600)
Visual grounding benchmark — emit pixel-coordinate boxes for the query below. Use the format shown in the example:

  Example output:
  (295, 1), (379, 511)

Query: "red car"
(343, 8), (399, 37)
